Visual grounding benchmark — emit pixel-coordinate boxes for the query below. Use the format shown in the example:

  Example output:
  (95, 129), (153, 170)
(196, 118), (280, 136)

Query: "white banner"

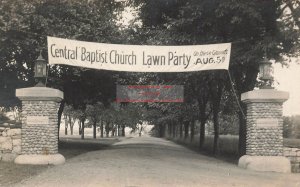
(47, 36), (231, 72)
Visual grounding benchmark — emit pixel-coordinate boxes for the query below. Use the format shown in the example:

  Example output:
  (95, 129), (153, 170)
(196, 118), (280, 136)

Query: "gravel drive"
(13, 137), (300, 187)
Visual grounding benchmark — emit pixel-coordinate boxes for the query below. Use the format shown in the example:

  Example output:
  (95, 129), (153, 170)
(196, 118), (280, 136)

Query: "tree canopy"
(0, 0), (299, 153)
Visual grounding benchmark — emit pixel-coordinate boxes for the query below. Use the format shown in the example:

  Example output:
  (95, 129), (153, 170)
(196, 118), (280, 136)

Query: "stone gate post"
(238, 89), (291, 172)
(14, 87), (65, 165)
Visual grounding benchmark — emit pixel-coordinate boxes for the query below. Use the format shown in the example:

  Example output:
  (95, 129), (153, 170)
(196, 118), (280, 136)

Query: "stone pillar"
(238, 89), (291, 173)
(14, 87), (65, 165)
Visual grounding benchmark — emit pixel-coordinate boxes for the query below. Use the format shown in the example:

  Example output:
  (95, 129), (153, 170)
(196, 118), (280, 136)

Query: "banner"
(47, 36), (231, 72)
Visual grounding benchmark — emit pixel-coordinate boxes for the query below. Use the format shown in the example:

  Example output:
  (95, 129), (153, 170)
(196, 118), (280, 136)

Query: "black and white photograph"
(0, 0), (300, 186)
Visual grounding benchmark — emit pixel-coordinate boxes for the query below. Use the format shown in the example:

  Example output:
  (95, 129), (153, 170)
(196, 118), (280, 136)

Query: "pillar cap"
(16, 87), (63, 102)
(241, 89), (289, 103)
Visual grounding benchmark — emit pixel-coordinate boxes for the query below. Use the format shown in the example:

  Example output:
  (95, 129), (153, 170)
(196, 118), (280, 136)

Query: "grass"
(170, 135), (240, 164)
(169, 135), (300, 164)
(0, 162), (47, 186)
(0, 137), (120, 187)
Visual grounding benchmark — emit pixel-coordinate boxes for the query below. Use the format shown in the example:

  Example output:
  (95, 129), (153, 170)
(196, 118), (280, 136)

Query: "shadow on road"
(112, 143), (186, 153)
(58, 137), (121, 159)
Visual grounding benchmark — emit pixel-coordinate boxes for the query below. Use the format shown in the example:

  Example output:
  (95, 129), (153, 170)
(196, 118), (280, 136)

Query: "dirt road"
(14, 137), (300, 187)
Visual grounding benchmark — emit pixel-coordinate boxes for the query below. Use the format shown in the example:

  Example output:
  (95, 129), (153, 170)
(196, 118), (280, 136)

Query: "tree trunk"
(184, 121), (189, 139)
(105, 122), (110, 137)
(70, 121), (74, 135)
(65, 125), (68, 135)
(199, 120), (205, 149)
(57, 100), (65, 141)
(100, 120), (104, 138)
(81, 120), (85, 139)
(64, 116), (68, 135)
(79, 122), (82, 135)
(213, 110), (219, 155)
(167, 122), (172, 137)
(196, 87), (210, 150)
(157, 124), (162, 138)
(139, 124), (143, 137)
(210, 73), (224, 155)
(159, 123), (165, 137)
(121, 125), (125, 136)
(175, 123), (178, 137)
(190, 120), (195, 143)
(212, 84), (222, 155)
(172, 123), (176, 138)
(117, 125), (120, 136)
(70, 125), (74, 135)
(180, 123), (183, 138)
(112, 126), (115, 136)
(93, 122), (97, 139)
(238, 111), (247, 157)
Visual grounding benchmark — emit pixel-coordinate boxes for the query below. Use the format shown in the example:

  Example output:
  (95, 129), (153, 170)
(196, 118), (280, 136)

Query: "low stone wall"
(284, 147), (300, 173)
(0, 123), (22, 162)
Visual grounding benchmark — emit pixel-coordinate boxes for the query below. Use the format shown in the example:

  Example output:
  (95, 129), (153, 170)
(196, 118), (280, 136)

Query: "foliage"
(283, 116), (293, 138)
(0, 0), (124, 108)
(0, 107), (9, 123)
(127, 0), (299, 154)
(283, 115), (300, 138)
(0, 0), (299, 150)
(86, 102), (105, 126)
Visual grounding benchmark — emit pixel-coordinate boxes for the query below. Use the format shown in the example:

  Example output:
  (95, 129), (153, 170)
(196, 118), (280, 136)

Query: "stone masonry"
(284, 147), (300, 173)
(15, 87), (65, 165)
(238, 89), (291, 173)
(0, 125), (21, 162)
(20, 100), (60, 155)
(241, 89), (289, 157)
(245, 102), (283, 156)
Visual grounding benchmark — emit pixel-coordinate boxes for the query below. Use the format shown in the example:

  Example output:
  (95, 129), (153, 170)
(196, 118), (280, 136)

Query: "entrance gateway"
(15, 37), (290, 172)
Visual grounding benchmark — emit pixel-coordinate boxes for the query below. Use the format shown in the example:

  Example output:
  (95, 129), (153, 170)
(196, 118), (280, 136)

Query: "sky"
(274, 61), (300, 116)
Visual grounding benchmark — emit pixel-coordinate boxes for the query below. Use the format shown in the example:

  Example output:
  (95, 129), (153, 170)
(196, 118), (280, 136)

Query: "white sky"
(274, 60), (300, 116)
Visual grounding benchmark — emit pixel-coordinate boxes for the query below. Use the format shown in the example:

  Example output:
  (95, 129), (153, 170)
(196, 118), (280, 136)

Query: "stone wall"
(0, 124), (21, 161)
(245, 102), (283, 156)
(21, 100), (60, 155)
(284, 147), (300, 173)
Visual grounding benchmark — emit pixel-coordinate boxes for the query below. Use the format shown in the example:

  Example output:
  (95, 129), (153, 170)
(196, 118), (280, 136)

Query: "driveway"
(14, 137), (300, 187)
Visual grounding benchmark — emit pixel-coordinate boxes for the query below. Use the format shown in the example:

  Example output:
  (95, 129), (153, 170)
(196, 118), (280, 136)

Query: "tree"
(163, 0), (299, 156)
(72, 108), (87, 139)
(189, 72), (212, 149)
(0, 0), (124, 114)
(63, 112), (68, 135)
(86, 102), (105, 139)
(209, 72), (226, 155)
(120, 103), (143, 136)
(125, 0), (299, 156)
(63, 104), (78, 135)
(283, 116), (293, 138)
(1, 0), (299, 158)
(102, 106), (116, 137)
(291, 115), (300, 138)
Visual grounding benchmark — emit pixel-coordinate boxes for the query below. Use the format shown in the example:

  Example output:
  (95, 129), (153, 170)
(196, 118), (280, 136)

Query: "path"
(14, 137), (300, 187)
